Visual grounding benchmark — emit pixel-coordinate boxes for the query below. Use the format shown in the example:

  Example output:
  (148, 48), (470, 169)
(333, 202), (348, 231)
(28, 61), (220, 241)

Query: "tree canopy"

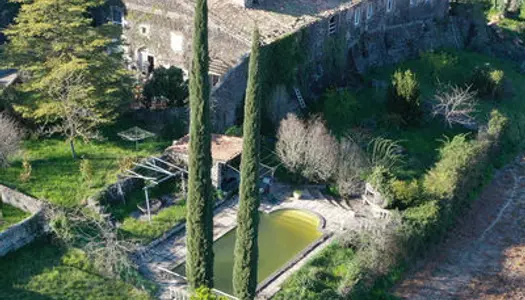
(2, 0), (131, 128)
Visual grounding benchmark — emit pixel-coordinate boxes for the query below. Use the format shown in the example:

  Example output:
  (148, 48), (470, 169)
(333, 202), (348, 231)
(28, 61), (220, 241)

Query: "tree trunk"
(70, 139), (77, 159)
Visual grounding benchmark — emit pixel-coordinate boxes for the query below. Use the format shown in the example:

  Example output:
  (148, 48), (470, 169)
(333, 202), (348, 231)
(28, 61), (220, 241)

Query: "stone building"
(110, 0), (450, 130)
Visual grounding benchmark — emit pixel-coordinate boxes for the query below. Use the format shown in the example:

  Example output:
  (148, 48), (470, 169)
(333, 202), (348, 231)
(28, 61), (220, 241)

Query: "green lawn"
(0, 203), (31, 231)
(274, 243), (356, 299)
(0, 138), (169, 207)
(0, 236), (151, 300)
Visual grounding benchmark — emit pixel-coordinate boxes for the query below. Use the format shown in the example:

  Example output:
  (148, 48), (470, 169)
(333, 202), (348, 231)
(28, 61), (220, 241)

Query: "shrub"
(470, 64), (505, 99)
(487, 109), (508, 140)
(79, 159), (94, 184)
(367, 165), (396, 208)
(391, 179), (422, 209)
(387, 69), (422, 125)
(191, 287), (228, 300)
(224, 125), (242, 137)
(143, 66), (188, 107)
(19, 154), (32, 183)
(0, 112), (22, 167)
(423, 134), (476, 200)
(322, 88), (360, 135)
(367, 137), (404, 171)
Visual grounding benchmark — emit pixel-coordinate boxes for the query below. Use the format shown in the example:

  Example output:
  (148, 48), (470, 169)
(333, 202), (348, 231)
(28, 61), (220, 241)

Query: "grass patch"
(119, 204), (187, 244)
(274, 243), (356, 299)
(0, 203), (31, 231)
(0, 236), (151, 300)
(355, 49), (525, 177)
(0, 137), (168, 207)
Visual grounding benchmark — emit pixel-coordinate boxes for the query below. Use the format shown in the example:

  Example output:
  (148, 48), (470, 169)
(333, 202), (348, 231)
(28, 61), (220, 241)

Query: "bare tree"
(0, 112), (22, 167)
(45, 204), (138, 281)
(302, 117), (339, 181)
(336, 136), (369, 197)
(276, 114), (338, 182)
(433, 84), (478, 128)
(44, 70), (103, 159)
(338, 214), (405, 294)
(276, 114), (308, 176)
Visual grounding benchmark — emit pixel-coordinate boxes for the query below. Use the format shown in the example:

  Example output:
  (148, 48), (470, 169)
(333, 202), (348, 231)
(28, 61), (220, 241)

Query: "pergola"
(118, 126), (156, 150)
(123, 156), (187, 222)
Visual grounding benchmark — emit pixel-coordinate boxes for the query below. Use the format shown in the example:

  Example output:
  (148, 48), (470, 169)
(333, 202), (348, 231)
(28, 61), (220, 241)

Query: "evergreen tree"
(2, 0), (131, 158)
(186, 0), (214, 290)
(233, 28), (262, 300)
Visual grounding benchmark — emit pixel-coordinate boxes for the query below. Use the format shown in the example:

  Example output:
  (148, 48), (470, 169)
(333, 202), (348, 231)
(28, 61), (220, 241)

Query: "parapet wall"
(0, 184), (45, 257)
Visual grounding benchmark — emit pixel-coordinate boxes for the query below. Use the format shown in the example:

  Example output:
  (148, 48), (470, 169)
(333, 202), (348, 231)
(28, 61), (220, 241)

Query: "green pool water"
(174, 209), (323, 295)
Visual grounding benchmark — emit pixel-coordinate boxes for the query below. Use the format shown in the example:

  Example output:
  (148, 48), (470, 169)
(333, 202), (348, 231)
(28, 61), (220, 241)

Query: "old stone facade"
(113, 0), (450, 130)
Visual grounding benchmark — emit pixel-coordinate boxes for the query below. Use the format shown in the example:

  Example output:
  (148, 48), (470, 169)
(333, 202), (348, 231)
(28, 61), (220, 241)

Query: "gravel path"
(394, 155), (525, 300)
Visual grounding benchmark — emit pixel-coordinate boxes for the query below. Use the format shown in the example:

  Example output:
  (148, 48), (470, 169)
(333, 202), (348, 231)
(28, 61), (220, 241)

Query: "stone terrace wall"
(211, 0), (452, 131)
(0, 184), (45, 257)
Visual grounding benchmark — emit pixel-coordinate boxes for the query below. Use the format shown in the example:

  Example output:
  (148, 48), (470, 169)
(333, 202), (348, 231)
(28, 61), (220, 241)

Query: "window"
(210, 74), (220, 87)
(328, 16), (337, 35)
(139, 25), (149, 36)
(354, 8), (361, 26)
(367, 4), (373, 19)
(387, 0), (393, 12)
(110, 6), (123, 25)
(171, 32), (184, 52)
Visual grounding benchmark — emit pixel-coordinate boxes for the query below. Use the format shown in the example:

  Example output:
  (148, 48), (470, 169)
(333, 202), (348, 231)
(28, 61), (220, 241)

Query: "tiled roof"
(168, 134), (244, 162)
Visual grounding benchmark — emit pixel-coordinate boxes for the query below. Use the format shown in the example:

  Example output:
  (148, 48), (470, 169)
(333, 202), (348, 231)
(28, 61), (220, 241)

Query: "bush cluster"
(143, 66), (188, 107)
(387, 69), (422, 126)
(404, 109), (508, 254)
(470, 64), (505, 99)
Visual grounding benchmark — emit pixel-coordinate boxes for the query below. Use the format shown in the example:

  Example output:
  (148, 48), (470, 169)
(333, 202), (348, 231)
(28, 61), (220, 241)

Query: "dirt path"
(394, 155), (525, 300)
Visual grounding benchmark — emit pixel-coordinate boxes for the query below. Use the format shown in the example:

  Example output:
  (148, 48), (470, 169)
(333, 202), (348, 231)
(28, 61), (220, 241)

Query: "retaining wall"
(0, 184), (45, 257)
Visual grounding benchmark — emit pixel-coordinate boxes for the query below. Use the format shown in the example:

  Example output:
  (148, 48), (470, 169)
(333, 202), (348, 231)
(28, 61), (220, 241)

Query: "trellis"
(123, 156), (187, 222)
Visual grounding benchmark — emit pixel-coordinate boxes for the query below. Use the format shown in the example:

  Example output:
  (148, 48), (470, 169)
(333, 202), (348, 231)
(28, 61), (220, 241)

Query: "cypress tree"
(233, 28), (262, 300)
(186, 0), (214, 290)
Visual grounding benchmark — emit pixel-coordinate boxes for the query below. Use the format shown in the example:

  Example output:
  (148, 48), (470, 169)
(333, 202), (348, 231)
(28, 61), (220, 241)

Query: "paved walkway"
(137, 183), (379, 299)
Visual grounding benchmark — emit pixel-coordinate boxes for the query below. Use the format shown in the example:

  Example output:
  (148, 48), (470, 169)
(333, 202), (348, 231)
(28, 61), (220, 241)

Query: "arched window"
(387, 0), (393, 12)
(354, 8), (361, 26)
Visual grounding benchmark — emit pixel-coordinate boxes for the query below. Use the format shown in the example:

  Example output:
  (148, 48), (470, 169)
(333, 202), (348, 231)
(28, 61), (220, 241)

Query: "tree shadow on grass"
(0, 236), (65, 295)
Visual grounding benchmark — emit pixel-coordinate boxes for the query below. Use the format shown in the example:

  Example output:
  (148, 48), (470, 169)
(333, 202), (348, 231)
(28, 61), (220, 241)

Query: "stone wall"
(211, 0), (452, 131)
(0, 184), (45, 257)
(120, 0), (249, 74)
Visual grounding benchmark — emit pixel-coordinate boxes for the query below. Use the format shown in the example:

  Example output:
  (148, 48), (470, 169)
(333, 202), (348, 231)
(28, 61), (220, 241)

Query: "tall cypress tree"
(233, 28), (262, 300)
(186, 0), (214, 290)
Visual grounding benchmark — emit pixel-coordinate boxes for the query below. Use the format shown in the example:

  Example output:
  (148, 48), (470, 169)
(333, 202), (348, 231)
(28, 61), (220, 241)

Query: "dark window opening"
(329, 16), (337, 35)
(147, 55), (155, 74)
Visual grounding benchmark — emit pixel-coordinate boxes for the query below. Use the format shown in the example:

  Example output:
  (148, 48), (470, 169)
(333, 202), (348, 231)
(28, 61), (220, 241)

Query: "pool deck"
(136, 183), (381, 299)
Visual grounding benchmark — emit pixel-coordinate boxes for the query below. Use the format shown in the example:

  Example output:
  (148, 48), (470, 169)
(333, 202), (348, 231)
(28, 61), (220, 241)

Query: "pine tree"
(233, 28), (262, 300)
(186, 0), (214, 290)
(2, 0), (131, 158)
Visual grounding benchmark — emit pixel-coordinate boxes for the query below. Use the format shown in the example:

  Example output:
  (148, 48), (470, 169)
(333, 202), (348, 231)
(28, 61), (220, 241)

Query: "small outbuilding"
(166, 134), (244, 191)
